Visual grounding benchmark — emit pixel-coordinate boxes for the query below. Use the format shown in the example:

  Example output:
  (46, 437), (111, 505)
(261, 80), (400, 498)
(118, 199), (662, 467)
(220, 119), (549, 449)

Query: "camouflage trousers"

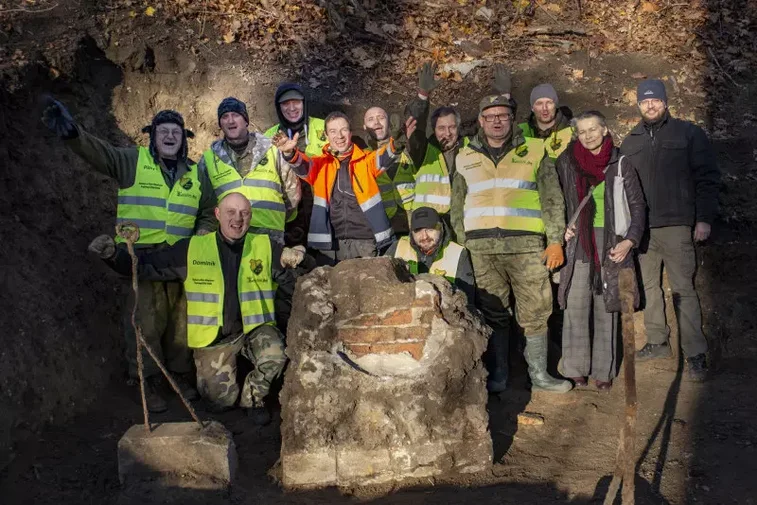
(472, 251), (553, 373)
(124, 279), (192, 379)
(192, 324), (287, 410)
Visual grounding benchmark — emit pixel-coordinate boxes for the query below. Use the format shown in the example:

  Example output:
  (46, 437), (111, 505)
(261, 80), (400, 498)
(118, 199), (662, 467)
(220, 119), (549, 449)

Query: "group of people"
(41, 60), (719, 424)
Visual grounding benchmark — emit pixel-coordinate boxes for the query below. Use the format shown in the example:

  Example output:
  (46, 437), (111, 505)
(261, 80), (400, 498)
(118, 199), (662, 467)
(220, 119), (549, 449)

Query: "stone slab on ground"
(118, 421), (237, 488)
(281, 258), (492, 488)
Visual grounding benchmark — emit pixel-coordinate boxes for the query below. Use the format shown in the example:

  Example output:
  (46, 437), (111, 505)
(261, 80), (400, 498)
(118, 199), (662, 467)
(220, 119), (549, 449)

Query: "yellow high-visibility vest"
(184, 232), (275, 348)
(457, 138), (546, 234)
(116, 147), (201, 245)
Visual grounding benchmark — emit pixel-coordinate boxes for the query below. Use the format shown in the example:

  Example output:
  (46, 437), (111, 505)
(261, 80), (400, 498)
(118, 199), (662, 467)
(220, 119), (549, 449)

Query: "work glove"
(492, 63), (512, 96)
(417, 61), (440, 95)
(541, 243), (565, 271)
(280, 245), (306, 268)
(88, 234), (116, 260)
(40, 95), (77, 139)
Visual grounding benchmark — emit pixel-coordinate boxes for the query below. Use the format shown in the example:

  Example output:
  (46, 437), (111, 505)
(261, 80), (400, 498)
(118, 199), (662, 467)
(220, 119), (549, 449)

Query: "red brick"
(346, 342), (426, 360)
(337, 326), (429, 345)
(339, 309), (414, 328)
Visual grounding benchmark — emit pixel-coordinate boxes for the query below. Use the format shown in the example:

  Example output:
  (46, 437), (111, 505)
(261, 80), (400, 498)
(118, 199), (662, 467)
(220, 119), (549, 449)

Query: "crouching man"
(385, 206), (475, 308)
(89, 192), (310, 425)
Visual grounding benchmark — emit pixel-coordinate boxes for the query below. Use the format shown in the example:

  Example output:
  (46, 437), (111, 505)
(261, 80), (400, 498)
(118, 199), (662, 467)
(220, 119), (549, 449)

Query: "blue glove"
(41, 95), (77, 139)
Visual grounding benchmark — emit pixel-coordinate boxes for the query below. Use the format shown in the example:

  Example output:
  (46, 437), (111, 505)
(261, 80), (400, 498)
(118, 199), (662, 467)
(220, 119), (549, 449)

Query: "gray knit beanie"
(530, 84), (559, 107)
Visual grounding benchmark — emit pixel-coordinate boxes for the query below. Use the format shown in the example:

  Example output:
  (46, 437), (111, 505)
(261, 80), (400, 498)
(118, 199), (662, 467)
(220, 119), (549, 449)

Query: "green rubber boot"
(524, 334), (572, 393)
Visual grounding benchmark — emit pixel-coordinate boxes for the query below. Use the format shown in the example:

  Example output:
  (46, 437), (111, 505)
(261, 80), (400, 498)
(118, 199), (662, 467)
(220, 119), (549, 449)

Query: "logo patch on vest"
(515, 144), (529, 157)
(432, 268), (447, 277)
(249, 258), (263, 275)
(180, 176), (194, 190)
(259, 156), (269, 166)
(549, 136), (563, 152)
(317, 130), (326, 141)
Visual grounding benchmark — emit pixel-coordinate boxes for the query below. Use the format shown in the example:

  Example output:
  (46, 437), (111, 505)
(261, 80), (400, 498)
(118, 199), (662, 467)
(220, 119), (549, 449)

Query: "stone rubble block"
(281, 258), (492, 489)
(118, 421), (237, 489)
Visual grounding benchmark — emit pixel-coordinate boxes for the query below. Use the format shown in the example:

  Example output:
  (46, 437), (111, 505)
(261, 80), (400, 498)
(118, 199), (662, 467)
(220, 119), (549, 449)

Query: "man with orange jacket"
(274, 112), (412, 264)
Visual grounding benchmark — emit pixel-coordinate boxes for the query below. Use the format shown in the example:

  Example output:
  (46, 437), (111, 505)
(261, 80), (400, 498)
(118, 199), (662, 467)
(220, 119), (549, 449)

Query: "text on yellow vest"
(185, 232), (276, 348)
(116, 147), (201, 245)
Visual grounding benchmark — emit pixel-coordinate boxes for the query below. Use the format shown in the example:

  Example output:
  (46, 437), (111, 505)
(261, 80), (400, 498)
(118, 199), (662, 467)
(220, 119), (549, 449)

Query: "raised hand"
(41, 95), (76, 138)
(418, 61), (440, 95)
(273, 131), (300, 156)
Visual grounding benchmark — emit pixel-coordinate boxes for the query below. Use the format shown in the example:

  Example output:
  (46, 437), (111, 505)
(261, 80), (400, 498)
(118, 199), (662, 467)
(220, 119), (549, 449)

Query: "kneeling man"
(90, 193), (309, 425)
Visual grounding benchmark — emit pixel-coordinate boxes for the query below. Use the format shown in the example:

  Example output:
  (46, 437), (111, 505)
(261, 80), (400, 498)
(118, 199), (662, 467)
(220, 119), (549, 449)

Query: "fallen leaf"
(640, 1), (661, 13)
(364, 21), (385, 37)
(545, 3), (562, 13)
(144, 6), (156, 16)
(517, 412), (545, 426)
(129, 10), (136, 17)
(622, 87), (637, 105)
(475, 6), (494, 21)
(631, 72), (647, 79)
(572, 68), (585, 80)
(223, 31), (236, 44)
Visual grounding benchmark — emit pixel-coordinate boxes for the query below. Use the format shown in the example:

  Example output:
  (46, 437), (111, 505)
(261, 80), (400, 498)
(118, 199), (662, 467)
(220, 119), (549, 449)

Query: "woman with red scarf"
(555, 111), (646, 390)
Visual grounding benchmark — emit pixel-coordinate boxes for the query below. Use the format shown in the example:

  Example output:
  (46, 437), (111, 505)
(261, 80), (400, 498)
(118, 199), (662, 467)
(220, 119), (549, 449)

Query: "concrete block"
(336, 447), (391, 481)
(282, 448), (337, 488)
(118, 421), (236, 488)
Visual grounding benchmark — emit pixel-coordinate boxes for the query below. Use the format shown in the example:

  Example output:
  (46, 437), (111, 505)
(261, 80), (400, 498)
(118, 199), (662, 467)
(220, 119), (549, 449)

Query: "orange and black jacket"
(287, 141), (397, 250)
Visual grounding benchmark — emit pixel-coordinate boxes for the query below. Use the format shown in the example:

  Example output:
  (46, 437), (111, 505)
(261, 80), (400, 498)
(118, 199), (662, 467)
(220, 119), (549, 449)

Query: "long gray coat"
(556, 144), (646, 313)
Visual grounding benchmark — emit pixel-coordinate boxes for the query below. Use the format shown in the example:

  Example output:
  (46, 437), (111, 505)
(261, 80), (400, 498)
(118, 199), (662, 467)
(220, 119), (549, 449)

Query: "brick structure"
(280, 257), (492, 488)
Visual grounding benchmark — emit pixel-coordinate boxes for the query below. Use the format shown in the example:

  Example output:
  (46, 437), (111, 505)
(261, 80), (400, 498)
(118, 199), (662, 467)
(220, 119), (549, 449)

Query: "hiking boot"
(636, 343), (672, 362)
(171, 373), (199, 401)
(686, 353), (708, 382)
(144, 376), (168, 413)
(524, 335), (572, 393)
(486, 367), (508, 394)
(248, 406), (271, 426)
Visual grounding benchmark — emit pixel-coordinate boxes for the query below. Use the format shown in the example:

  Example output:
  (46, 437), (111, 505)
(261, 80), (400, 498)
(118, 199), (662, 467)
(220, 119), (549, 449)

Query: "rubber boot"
(484, 324), (509, 393)
(524, 334), (572, 393)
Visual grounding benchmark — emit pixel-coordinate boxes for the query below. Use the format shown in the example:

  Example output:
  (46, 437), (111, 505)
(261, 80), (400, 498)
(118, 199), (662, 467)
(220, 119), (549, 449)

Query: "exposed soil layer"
(1, 1), (757, 503)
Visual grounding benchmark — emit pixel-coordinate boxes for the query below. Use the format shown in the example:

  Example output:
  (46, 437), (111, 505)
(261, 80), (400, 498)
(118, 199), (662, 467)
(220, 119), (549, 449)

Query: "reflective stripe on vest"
(411, 138), (470, 214)
(203, 146), (286, 233)
(116, 147), (201, 245)
(394, 237), (464, 284)
(305, 144), (395, 251)
(264, 117), (328, 158)
(185, 232), (275, 348)
(457, 138), (546, 234)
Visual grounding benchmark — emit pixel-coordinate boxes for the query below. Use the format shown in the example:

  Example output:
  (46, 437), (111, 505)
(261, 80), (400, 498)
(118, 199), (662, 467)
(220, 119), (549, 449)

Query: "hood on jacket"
(273, 83), (308, 133)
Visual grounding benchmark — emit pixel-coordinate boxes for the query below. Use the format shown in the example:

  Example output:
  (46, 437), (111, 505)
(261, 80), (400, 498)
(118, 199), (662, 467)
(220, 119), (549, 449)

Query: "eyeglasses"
(481, 114), (512, 123)
(156, 128), (183, 137)
(637, 99), (664, 108)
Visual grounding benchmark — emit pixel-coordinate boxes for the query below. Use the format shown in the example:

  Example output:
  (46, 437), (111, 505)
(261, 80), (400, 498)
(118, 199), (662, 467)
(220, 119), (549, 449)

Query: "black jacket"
(108, 232), (300, 342)
(556, 145), (646, 313)
(384, 222), (476, 308)
(620, 112), (720, 231)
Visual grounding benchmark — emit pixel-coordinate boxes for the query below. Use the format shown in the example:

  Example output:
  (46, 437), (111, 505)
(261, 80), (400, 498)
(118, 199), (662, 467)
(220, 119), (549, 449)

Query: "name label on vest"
(192, 260), (216, 266)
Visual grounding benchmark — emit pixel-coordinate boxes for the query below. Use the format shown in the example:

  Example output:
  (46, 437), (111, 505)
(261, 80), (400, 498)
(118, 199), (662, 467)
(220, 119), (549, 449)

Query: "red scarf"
(573, 136), (613, 269)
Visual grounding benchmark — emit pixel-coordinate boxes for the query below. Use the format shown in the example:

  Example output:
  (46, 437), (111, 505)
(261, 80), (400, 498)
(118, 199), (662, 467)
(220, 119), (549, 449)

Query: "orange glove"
(542, 243), (565, 270)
